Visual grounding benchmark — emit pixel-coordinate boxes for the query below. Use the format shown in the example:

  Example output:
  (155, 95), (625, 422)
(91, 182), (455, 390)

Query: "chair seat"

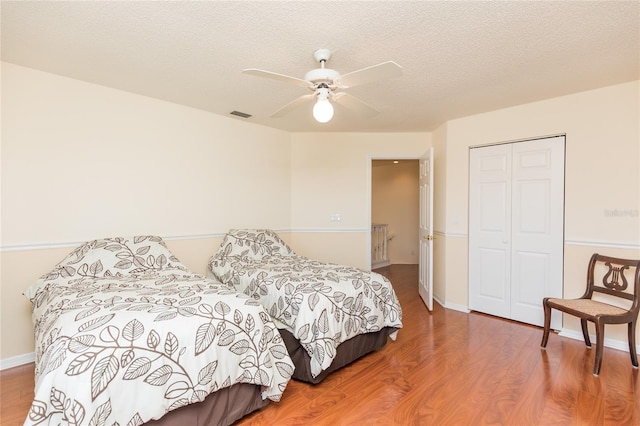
(547, 298), (628, 317)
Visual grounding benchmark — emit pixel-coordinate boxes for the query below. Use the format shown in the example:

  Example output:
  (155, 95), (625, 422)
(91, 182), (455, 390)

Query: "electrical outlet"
(330, 214), (342, 222)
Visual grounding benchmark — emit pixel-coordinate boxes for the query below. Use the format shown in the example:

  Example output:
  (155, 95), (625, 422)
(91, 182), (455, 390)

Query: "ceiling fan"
(243, 49), (402, 123)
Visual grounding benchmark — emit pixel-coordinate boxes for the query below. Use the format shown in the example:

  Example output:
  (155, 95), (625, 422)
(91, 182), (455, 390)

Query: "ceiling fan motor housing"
(304, 68), (340, 86)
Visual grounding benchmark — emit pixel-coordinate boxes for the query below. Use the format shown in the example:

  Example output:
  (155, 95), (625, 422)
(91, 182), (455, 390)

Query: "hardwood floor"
(2, 264), (639, 425)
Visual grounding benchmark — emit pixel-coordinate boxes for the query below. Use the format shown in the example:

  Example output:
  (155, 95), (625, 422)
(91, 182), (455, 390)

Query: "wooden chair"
(541, 253), (640, 376)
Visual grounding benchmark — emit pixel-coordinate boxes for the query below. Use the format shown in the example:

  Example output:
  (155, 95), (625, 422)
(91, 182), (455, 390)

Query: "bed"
(23, 236), (294, 426)
(208, 229), (403, 384)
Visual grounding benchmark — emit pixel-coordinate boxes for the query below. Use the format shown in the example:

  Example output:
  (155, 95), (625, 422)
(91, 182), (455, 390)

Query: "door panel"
(474, 247), (510, 316)
(517, 180), (550, 233)
(479, 182), (508, 231)
(478, 248), (509, 298)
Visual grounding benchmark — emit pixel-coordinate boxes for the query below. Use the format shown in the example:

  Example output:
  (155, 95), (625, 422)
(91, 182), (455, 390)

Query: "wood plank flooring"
(2, 264), (639, 425)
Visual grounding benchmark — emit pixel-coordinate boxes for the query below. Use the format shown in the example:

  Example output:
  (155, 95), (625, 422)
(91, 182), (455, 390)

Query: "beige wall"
(1, 63), (293, 246)
(372, 160), (419, 264)
(1, 64), (431, 362)
(289, 231), (368, 269)
(439, 80), (640, 343)
(1, 62), (293, 362)
(289, 132), (430, 269)
(2, 60), (638, 365)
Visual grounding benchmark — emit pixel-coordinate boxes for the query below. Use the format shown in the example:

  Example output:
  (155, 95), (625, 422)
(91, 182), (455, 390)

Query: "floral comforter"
(23, 236), (293, 426)
(208, 229), (403, 378)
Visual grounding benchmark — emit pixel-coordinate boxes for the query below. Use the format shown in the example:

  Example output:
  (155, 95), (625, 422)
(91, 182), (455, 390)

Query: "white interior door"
(469, 144), (512, 318)
(510, 138), (564, 328)
(469, 137), (564, 329)
(419, 148), (434, 311)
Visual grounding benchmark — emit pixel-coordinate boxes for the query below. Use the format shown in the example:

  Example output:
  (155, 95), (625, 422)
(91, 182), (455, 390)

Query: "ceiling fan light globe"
(313, 99), (334, 123)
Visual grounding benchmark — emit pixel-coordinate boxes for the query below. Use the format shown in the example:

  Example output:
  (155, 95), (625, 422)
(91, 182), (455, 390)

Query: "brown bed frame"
(145, 382), (268, 426)
(279, 327), (398, 384)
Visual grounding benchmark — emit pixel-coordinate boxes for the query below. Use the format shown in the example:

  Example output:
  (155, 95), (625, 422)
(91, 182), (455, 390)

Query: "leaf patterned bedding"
(23, 236), (294, 426)
(208, 229), (403, 378)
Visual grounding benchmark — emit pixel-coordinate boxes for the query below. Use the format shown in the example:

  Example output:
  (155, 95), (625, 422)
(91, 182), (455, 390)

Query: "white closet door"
(469, 144), (512, 319)
(510, 137), (564, 328)
(469, 137), (564, 328)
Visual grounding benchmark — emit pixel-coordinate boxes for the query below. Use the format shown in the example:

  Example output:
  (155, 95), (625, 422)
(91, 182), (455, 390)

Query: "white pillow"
(216, 229), (295, 260)
(24, 236), (189, 300)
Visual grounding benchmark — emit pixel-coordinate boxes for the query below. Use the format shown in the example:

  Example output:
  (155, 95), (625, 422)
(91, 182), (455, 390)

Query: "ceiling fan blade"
(332, 92), (379, 117)
(336, 61), (403, 88)
(242, 68), (311, 89)
(270, 94), (315, 118)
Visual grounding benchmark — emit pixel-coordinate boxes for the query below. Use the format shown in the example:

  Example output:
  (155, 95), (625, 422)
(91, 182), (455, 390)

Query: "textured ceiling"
(2, 1), (639, 132)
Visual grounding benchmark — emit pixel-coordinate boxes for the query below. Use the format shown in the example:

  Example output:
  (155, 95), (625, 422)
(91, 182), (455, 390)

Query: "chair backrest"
(586, 253), (640, 314)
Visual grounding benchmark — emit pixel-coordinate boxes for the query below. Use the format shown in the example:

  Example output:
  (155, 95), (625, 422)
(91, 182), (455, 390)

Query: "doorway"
(370, 159), (420, 269)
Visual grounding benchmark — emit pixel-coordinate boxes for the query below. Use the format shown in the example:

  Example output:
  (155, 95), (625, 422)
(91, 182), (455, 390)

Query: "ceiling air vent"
(230, 111), (252, 118)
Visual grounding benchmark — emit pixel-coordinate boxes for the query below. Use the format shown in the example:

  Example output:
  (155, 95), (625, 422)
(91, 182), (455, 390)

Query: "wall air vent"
(230, 111), (252, 118)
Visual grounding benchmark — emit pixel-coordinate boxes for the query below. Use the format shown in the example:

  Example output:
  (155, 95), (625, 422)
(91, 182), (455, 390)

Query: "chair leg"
(629, 321), (638, 368)
(541, 299), (551, 348)
(581, 319), (592, 348)
(593, 320), (605, 376)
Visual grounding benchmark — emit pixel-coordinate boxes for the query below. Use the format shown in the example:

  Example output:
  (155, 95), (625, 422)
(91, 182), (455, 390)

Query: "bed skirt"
(145, 383), (268, 426)
(280, 327), (398, 384)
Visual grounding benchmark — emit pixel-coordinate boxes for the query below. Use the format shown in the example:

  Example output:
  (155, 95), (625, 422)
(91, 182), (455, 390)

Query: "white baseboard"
(558, 329), (640, 354)
(433, 293), (471, 313)
(1, 352), (35, 370)
(372, 260), (391, 269)
(441, 300), (471, 313)
(435, 306), (639, 355)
